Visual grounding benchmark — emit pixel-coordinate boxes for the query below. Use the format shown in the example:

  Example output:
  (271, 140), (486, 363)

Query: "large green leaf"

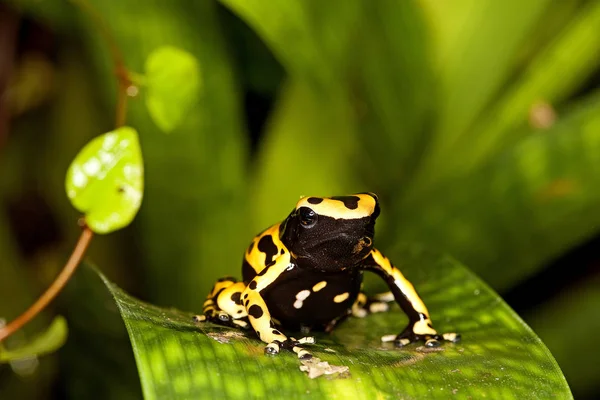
(248, 80), (358, 232)
(455, 0), (600, 178)
(219, 0), (360, 87)
(392, 92), (600, 289)
(96, 245), (570, 399)
(221, 0), (435, 190)
(221, 0), (364, 232)
(416, 0), (550, 189)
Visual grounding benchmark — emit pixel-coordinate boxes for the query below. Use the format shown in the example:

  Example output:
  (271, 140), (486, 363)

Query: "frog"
(194, 193), (460, 359)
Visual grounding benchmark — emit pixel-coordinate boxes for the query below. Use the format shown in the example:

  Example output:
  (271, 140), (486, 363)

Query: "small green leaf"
(145, 46), (201, 133)
(95, 245), (571, 399)
(0, 316), (68, 362)
(65, 126), (143, 234)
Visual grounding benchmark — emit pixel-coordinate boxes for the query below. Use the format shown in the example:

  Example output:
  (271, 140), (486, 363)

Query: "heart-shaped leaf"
(145, 46), (201, 133)
(95, 244), (571, 399)
(65, 126), (143, 234)
(0, 316), (68, 363)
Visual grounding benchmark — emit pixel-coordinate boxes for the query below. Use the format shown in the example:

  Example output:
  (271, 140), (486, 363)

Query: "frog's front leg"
(362, 249), (460, 347)
(243, 255), (313, 360)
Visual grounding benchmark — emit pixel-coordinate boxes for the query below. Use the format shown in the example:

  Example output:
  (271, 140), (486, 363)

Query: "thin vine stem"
(0, 228), (94, 341)
(70, 0), (132, 126)
(0, 0), (131, 342)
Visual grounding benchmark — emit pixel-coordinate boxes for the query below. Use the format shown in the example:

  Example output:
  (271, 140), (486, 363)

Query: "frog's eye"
(298, 207), (318, 228)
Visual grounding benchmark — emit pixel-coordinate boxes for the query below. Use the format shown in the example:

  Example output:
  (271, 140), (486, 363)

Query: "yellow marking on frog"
(295, 193), (377, 220)
(333, 292), (350, 303)
(443, 332), (459, 342)
(373, 291), (394, 302)
(209, 280), (235, 297)
(243, 252), (293, 344)
(312, 281), (327, 292)
(351, 292), (368, 317)
(413, 320), (437, 336)
(216, 281), (247, 318)
(203, 278), (239, 315)
(244, 224), (282, 274)
(370, 249), (437, 335)
(293, 289), (311, 309)
(369, 302), (389, 313)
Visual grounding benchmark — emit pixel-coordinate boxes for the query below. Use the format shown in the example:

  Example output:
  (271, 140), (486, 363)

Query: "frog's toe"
(294, 336), (316, 345)
(279, 338), (314, 359)
(442, 332), (461, 343)
(264, 341), (281, 355)
(192, 315), (206, 323)
(217, 311), (231, 323)
(232, 319), (251, 329)
(290, 344), (312, 360)
(296, 349), (313, 360)
(383, 330), (461, 347)
(200, 309), (247, 329)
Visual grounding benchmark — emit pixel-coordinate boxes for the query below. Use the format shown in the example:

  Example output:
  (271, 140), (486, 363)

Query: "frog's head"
(280, 193), (380, 271)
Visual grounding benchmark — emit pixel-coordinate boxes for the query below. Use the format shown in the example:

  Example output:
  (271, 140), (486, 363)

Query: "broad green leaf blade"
(219, 0), (360, 87)
(351, 0), (435, 187)
(249, 80), (357, 232)
(96, 245), (570, 399)
(462, 0), (600, 174)
(59, 264), (143, 399)
(393, 92), (600, 289)
(0, 316), (68, 362)
(65, 126), (143, 234)
(221, 0), (435, 189)
(416, 0), (550, 189)
(145, 46), (201, 133)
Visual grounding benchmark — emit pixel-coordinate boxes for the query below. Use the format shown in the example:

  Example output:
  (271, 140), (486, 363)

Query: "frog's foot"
(264, 336), (315, 360)
(351, 292), (391, 319)
(381, 328), (461, 348)
(193, 311), (250, 330)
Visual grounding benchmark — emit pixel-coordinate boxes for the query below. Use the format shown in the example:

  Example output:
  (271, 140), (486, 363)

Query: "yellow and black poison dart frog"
(194, 193), (460, 359)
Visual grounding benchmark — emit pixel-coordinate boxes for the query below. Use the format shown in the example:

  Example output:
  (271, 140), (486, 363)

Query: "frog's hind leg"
(351, 292), (393, 319)
(193, 278), (249, 330)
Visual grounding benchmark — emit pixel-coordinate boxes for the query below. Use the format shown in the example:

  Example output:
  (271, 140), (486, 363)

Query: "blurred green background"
(0, 0), (599, 398)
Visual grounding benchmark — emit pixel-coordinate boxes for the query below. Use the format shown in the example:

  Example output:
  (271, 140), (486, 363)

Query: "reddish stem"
(0, 227), (94, 342)
(0, 0), (131, 343)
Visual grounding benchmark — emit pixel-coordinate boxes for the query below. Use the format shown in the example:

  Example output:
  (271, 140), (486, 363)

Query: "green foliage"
(2, 0), (600, 398)
(65, 126), (143, 234)
(80, 0), (250, 309)
(144, 46), (201, 133)
(417, 0), (551, 177)
(0, 317), (68, 363)
(395, 92), (600, 289)
(97, 245), (571, 399)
